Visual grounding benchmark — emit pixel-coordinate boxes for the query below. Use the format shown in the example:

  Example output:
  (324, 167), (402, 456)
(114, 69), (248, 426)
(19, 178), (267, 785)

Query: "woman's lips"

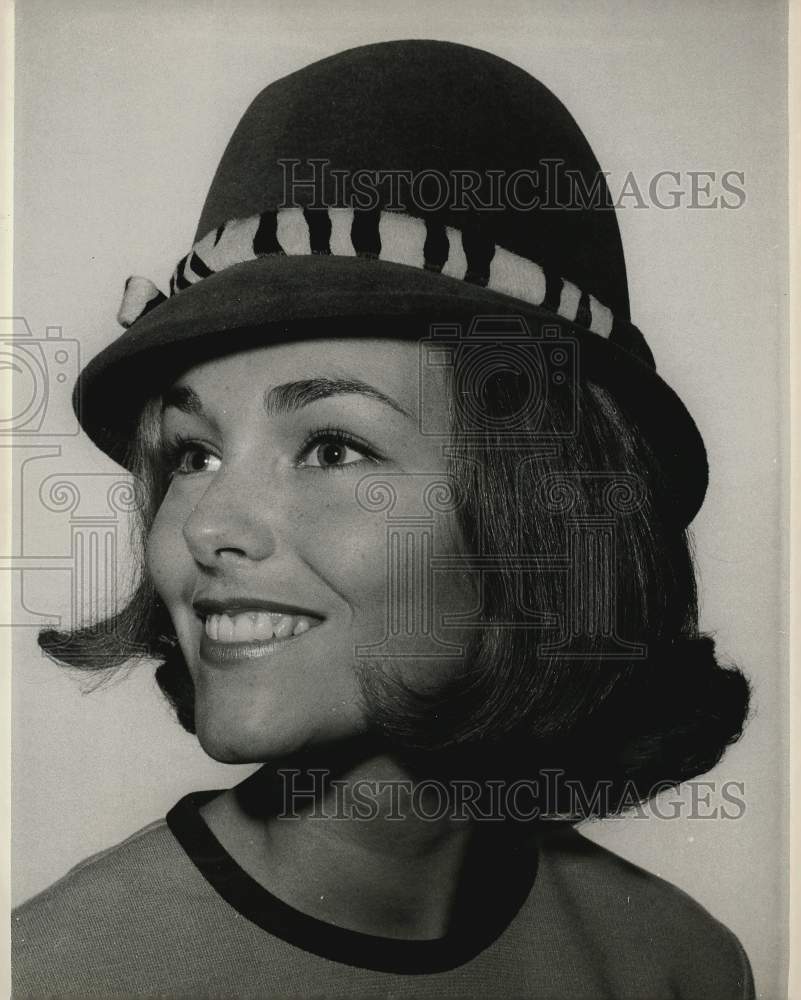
(198, 610), (320, 665)
(205, 610), (313, 642)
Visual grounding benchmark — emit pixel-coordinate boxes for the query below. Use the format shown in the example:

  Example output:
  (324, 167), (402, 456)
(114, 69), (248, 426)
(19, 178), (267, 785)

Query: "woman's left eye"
(298, 434), (376, 470)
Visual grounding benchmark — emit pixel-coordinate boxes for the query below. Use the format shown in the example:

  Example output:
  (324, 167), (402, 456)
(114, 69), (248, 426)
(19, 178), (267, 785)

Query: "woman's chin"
(191, 694), (367, 765)
(193, 701), (310, 764)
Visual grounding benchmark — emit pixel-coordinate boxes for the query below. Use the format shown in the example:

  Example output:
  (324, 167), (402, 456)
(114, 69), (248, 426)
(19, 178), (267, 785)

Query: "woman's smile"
(203, 611), (316, 644)
(198, 614), (322, 665)
(193, 596), (326, 655)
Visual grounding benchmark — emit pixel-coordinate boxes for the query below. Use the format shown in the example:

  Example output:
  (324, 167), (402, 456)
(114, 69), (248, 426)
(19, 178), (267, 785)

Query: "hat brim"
(75, 254), (707, 526)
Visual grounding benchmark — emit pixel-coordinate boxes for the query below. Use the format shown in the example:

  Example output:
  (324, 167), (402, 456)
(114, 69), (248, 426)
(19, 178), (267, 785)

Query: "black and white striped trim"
(118, 208), (615, 336)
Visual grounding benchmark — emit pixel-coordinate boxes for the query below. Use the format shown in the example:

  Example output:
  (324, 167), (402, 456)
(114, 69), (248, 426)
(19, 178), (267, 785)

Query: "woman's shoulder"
(538, 823), (743, 932)
(13, 816), (182, 924)
(529, 823), (755, 999)
(11, 813), (210, 997)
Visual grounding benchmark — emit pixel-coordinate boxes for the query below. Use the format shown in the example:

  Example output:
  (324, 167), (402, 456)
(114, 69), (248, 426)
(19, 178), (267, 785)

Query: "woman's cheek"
(299, 494), (391, 621)
(145, 495), (190, 605)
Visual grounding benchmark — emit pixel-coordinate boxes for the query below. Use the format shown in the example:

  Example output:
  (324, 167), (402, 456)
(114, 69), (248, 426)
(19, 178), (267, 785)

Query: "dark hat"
(75, 39), (707, 526)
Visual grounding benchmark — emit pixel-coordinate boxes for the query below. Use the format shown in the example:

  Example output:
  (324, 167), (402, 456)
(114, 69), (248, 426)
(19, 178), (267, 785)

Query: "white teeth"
(203, 610), (318, 643)
(274, 614), (295, 639)
(232, 615), (252, 641)
(253, 612), (273, 640)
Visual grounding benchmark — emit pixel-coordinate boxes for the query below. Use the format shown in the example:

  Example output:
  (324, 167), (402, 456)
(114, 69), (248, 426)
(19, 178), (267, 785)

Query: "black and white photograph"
(6, 2), (793, 997)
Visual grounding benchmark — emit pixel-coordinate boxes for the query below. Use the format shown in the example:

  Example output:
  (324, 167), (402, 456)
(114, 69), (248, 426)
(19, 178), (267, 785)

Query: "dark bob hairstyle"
(39, 332), (751, 820)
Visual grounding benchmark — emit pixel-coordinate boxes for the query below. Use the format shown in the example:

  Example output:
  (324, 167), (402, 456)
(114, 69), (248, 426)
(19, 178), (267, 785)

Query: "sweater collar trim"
(166, 788), (539, 975)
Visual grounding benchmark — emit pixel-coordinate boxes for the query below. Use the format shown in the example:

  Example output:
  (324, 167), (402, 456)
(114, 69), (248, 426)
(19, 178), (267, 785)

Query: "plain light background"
(11, 1), (789, 997)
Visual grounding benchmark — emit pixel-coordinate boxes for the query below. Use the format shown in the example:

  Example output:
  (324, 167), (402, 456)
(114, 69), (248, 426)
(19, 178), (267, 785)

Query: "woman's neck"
(199, 750), (489, 940)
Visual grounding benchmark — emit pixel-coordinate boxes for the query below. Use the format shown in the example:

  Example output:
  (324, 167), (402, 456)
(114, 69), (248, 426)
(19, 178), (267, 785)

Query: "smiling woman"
(12, 38), (756, 1000)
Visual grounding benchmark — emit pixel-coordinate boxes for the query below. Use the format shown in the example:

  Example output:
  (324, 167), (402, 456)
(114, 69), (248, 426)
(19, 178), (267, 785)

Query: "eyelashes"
(158, 425), (384, 478)
(296, 425), (383, 470)
(158, 434), (220, 477)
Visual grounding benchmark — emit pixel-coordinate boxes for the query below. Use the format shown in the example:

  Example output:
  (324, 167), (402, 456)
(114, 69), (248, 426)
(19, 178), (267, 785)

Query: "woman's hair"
(39, 336), (751, 818)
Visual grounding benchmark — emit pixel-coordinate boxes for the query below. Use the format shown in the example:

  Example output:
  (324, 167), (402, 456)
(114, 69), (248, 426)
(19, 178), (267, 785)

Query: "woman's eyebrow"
(161, 376), (413, 421)
(162, 384), (204, 415)
(263, 377), (413, 420)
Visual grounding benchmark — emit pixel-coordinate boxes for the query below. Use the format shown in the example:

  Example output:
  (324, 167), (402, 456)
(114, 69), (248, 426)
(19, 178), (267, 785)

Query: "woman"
(12, 40), (754, 998)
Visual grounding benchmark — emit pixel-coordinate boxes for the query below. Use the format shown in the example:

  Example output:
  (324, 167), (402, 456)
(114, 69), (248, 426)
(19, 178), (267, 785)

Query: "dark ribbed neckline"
(166, 789), (540, 975)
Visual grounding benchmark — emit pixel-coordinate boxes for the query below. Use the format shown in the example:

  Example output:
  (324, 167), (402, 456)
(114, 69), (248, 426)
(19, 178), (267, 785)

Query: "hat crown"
(196, 39), (630, 320)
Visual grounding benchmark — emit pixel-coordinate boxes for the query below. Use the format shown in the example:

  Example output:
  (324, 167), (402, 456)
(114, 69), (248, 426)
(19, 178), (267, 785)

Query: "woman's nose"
(181, 468), (277, 568)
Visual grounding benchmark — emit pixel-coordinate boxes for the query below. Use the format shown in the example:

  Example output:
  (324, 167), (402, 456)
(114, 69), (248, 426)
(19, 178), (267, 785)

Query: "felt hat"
(74, 39), (707, 527)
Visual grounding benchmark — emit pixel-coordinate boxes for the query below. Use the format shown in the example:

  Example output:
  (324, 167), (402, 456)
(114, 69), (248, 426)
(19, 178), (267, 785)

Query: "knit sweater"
(12, 790), (755, 999)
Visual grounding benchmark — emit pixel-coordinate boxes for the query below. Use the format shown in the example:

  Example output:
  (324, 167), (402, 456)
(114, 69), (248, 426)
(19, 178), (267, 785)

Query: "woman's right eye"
(166, 442), (222, 477)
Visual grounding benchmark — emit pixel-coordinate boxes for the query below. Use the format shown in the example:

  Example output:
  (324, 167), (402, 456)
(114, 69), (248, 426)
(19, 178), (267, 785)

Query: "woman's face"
(146, 338), (475, 762)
